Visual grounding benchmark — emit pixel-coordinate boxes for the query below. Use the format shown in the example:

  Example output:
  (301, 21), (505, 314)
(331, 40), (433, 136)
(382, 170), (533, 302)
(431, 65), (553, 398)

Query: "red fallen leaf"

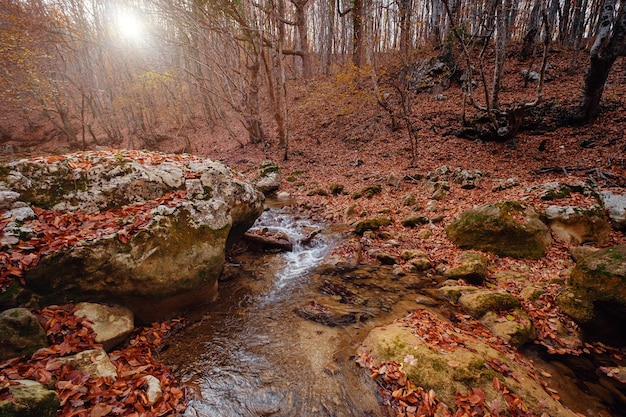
(90, 403), (113, 417)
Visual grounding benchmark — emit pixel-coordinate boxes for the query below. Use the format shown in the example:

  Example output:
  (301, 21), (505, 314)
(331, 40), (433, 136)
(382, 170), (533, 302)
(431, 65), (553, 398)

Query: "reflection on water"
(159, 207), (384, 417)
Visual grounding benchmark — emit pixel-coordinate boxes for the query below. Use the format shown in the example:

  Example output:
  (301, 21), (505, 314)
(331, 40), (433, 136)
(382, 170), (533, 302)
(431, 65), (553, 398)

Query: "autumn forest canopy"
(1, 0), (625, 156)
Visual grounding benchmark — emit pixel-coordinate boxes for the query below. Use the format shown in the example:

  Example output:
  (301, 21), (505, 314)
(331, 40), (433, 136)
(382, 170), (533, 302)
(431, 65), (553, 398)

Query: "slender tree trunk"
(399, 0), (413, 63)
(293, 0), (312, 79)
(492, 0), (511, 110)
(520, 0), (542, 60)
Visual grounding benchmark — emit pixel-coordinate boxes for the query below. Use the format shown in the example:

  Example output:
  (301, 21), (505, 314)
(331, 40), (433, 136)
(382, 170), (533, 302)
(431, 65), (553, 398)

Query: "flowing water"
(159, 206), (396, 417)
(158, 205), (624, 417)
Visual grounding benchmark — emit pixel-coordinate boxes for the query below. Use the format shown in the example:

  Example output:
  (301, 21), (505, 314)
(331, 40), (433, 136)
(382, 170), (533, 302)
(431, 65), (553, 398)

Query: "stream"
(158, 206), (399, 417)
(158, 205), (624, 417)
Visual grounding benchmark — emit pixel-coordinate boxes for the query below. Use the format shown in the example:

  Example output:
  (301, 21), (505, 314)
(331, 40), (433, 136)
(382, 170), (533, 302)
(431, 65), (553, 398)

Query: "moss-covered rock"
(1, 151), (265, 324)
(0, 379), (60, 417)
(438, 285), (480, 303)
(443, 251), (490, 284)
(557, 245), (626, 345)
(458, 290), (521, 318)
(480, 309), (536, 347)
(400, 215), (429, 228)
(445, 201), (552, 259)
(0, 308), (48, 361)
(353, 217), (391, 235)
(359, 311), (576, 416)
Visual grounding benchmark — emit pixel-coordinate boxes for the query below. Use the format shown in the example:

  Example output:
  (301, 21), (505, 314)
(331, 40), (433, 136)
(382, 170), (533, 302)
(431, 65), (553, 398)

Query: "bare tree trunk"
(580, 0), (626, 120)
(399, 0), (413, 63)
(520, 0), (542, 60)
(293, 0), (312, 79)
(352, 0), (365, 67)
(492, 0), (511, 110)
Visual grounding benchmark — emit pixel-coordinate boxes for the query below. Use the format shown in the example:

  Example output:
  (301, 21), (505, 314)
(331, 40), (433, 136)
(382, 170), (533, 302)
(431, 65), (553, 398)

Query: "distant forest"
(1, 0), (625, 150)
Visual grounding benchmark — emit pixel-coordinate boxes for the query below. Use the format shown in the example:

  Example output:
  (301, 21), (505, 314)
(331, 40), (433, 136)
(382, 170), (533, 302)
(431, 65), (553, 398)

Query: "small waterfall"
(248, 208), (333, 289)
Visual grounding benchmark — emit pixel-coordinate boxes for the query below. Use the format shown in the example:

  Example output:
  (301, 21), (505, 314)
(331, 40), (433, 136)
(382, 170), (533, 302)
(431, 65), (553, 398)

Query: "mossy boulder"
(353, 217), (391, 235)
(359, 311), (576, 416)
(0, 151), (265, 323)
(0, 308), (48, 361)
(458, 290), (521, 318)
(445, 201), (552, 259)
(557, 245), (626, 345)
(545, 205), (611, 245)
(0, 379), (60, 417)
(443, 251), (490, 284)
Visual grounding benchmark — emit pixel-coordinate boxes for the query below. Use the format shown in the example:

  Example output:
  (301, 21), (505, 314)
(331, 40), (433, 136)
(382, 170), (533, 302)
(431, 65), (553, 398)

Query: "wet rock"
(0, 379), (60, 417)
(414, 295), (439, 307)
(255, 160), (281, 195)
(58, 347), (117, 379)
(458, 289), (521, 318)
(0, 308), (48, 361)
(74, 302), (134, 351)
(400, 214), (429, 228)
(545, 205), (611, 245)
(353, 216), (391, 235)
(599, 190), (626, 231)
(360, 311), (576, 416)
(443, 251), (490, 284)
(445, 201), (552, 259)
(294, 300), (368, 326)
(438, 285), (480, 303)
(557, 245), (626, 345)
(244, 229), (293, 252)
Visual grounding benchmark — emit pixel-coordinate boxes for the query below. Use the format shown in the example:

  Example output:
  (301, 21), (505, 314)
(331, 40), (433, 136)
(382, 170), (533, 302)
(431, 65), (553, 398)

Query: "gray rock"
(255, 160), (281, 194)
(0, 379), (60, 417)
(0, 308), (48, 361)
(3, 206), (36, 222)
(0, 190), (20, 209)
(600, 190), (626, 231)
(58, 347), (117, 379)
(545, 205), (611, 245)
(74, 303), (134, 351)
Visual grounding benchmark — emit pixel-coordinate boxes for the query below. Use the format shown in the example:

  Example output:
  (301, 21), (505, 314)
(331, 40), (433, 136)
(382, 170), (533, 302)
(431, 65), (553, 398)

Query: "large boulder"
(557, 245), (626, 346)
(0, 379), (60, 417)
(544, 205), (611, 245)
(0, 151), (265, 323)
(445, 201), (552, 259)
(0, 308), (48, 361)
(359, 310), (577, 416)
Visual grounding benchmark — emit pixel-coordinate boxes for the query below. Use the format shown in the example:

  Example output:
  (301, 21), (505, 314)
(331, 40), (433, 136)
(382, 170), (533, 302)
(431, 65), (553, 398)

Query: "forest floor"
(2, 46), (626, 416)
